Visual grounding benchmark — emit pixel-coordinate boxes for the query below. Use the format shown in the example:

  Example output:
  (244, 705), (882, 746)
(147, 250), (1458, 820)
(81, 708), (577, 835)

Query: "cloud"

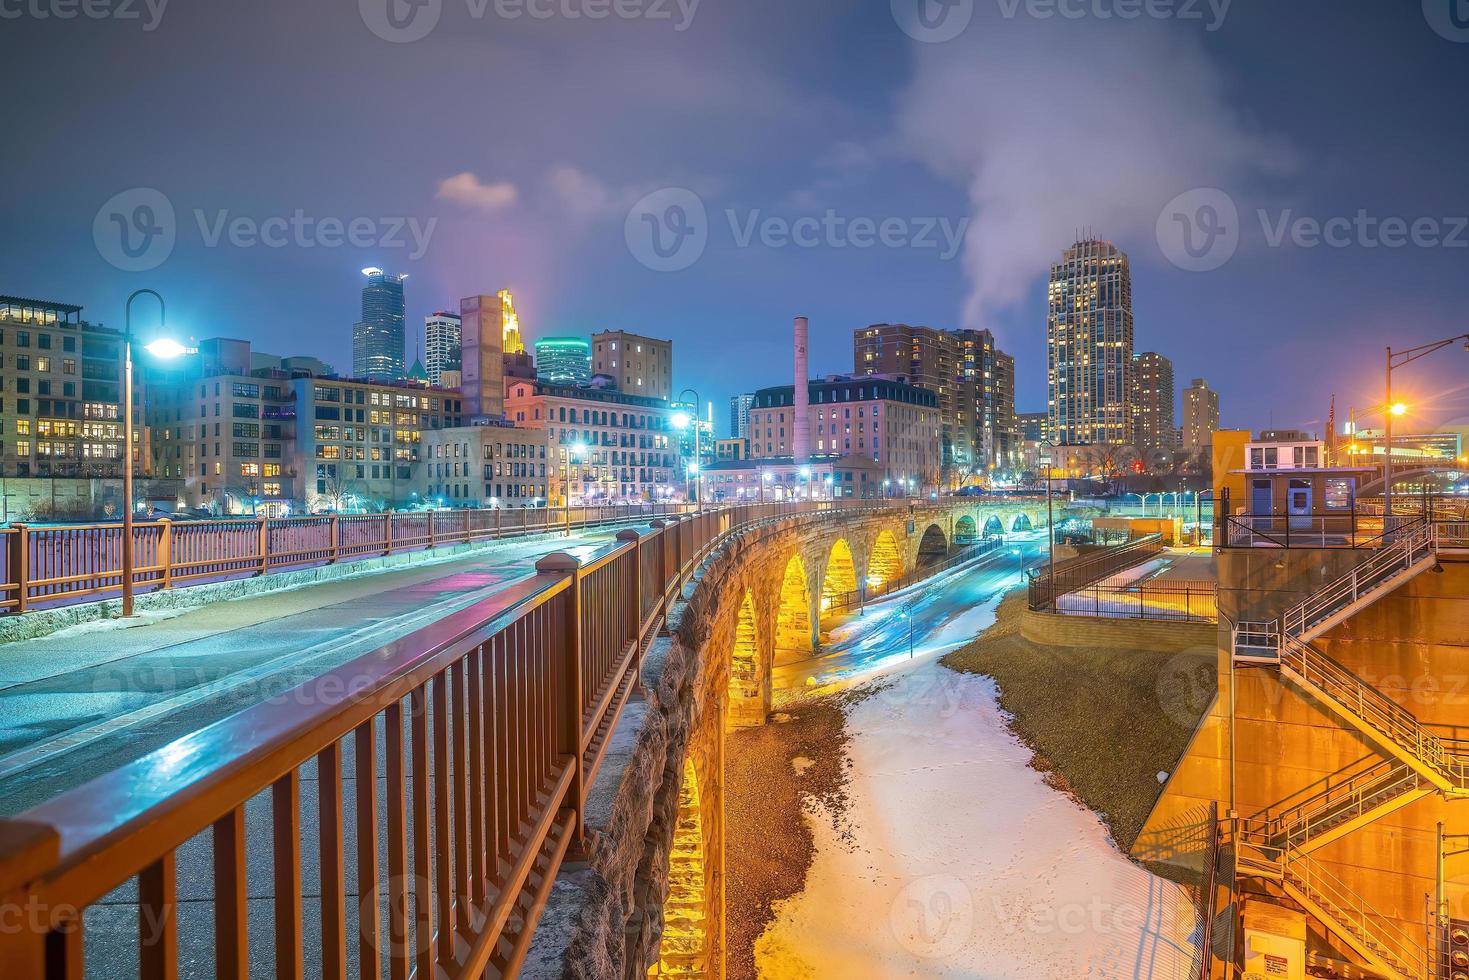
(436, 172), (518, 211)
(545, 164), (643, 219)
(897, 15), (1295, 331)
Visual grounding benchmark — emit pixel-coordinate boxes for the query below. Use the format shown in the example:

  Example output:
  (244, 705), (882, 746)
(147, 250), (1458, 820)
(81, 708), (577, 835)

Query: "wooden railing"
(0, 503), (698, 615)
(0, 498), (902, 979)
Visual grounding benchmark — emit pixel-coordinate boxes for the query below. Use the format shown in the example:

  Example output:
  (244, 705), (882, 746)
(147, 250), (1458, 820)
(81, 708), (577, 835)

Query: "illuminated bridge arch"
(648, 758), (709, 977)
(954, 515), (978, 546)
(983, 514), (1005, 537)
(775, 554), (813, 666)
(820, 539), (858, 617)
(727, 590), (765, 729)
(1011, 512), (1033, 532)
(866, 530), (903, 594)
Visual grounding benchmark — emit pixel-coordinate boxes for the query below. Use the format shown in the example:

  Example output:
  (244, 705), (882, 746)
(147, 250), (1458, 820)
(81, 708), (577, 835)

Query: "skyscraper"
(424, 311), (461, 387)
(729, 392), (754, 440)
(853, 323), (1016, 481)
(1183, 377), (1220, 454)
(535, 337), (592, 386)
(1131, 351), (1177, 451)
(1046, 238), (1134, 446)
(498, 289), (525, 355)
(353, 268), (407, 382)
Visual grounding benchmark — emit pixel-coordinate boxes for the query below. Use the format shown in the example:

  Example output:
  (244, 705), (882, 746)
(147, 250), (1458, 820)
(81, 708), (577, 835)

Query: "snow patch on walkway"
(755, 610), (1200, 978)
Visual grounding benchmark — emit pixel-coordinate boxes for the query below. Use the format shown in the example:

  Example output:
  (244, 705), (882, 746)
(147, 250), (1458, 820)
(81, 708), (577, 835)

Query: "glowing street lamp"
(121, 289), (195, 618)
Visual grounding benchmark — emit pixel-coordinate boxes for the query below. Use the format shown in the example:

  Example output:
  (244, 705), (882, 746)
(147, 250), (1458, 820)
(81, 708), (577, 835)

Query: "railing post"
(257, 517), (269, 577)
(9, 524), (28, 614)
(384, 512), (393, 557)
(0, 819), (61, 974)
(158, 518), (173, 590)
(329, 515), (340, 564)
(427, 510), (436, 549)
(617, 529), (644, 687)
(536, 552), (586, 846)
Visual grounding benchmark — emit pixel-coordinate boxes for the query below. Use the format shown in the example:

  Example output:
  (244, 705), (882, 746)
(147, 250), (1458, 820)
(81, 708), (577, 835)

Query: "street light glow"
(144, 338), (195, 359)
(1389, 402), (1407, 416)
(671, 411), (691, 430)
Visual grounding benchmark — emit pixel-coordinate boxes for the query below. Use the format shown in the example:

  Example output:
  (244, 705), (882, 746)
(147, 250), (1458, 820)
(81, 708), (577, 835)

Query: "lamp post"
(121, 289), (193, 618)
(1384, 335), (1469, 521)
(1039, 439), (1056, 608)
(566, 441), (587, 536)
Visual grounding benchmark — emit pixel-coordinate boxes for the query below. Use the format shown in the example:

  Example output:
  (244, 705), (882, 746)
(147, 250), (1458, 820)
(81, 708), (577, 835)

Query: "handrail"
(0, 498), (915, 976)
(1280, 522), (1436, 640)
(1284, 850), (1428, 979)
(1198, 802), (1221, 980)
(1239, 760), (1418, 855)
(1026, 533), (1164, 611)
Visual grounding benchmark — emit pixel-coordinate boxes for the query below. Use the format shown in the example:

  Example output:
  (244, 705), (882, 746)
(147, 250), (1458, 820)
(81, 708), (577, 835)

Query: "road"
(773, 532), (1045, 698)
(0, 524), (638, 817)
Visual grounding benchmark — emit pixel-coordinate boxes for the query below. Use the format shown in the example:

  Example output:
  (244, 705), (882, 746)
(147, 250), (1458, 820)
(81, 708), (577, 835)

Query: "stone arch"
(775, 554), (813, 667)
(983, 514), (1005, 537)
(916, 523), (949, 567)
(648, 757), (709, 977)
(1011, 512), (1033, 532)
(820, 538), (858, 617)
(727, 590), (765, 729)
(954, 515), (978, 545)
(866, 529), (904, 594)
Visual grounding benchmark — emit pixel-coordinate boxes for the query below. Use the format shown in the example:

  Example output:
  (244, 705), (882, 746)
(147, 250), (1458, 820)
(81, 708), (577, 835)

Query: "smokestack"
(793, 316), (810, 464)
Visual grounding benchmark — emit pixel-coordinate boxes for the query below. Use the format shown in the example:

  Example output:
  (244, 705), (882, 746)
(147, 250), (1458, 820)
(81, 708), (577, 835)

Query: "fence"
(0, 498), (900, 979)
(1054, 576), (1218, 623)
(0, 503), (697, 615)
(1026, 534), (1164, 611)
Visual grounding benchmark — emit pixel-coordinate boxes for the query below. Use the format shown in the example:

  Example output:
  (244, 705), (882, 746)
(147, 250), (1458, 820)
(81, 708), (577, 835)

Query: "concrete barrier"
(1019, 606), (1218, 653)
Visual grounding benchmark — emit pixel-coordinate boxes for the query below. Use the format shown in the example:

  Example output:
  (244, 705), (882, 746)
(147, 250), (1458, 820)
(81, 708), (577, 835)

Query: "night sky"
(6, 0), (1469, 437)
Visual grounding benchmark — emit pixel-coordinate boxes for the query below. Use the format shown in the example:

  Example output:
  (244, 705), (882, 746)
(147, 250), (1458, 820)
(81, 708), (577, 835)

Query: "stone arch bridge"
(566, 496), (1080, 978)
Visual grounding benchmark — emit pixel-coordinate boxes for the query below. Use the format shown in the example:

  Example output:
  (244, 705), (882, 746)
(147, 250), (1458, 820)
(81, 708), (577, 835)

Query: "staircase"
(1227, 521), (1469, 978)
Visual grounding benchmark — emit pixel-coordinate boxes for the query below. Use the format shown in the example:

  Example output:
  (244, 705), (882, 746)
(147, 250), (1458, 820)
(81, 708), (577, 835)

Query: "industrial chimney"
(793, 316), (810, 464)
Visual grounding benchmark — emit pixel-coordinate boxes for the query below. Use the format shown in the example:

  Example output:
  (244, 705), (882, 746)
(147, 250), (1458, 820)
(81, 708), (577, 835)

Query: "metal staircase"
(1227, 521), (1469, 978)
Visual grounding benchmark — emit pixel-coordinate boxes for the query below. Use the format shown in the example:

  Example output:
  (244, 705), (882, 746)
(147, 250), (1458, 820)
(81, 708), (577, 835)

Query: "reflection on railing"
(0, 499), (901, 978)
(1027, 534), (1164, 611)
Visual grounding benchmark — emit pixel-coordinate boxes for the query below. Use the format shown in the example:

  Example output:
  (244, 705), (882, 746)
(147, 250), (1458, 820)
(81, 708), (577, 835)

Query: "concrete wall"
(1019, 607), (1215, 653)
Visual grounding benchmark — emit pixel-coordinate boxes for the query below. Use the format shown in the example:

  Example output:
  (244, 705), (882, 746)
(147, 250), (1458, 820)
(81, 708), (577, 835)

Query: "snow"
(755, 601), (1201, 979)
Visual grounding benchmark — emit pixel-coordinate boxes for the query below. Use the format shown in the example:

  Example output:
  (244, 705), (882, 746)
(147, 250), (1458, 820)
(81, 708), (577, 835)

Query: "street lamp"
(1383, 335), (1469, 519)
(121, 289), (194, 618)
(1039, 439), (1057, 608)
(566, 441), (587, 535)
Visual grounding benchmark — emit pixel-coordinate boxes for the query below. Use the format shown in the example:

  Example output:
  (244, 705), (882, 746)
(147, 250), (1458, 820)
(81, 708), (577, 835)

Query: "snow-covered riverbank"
(753, 599), (1200, 979)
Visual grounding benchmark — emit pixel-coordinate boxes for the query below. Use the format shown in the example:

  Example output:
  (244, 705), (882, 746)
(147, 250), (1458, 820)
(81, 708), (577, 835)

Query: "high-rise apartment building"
(591, 330), (672, 400)
(1046, 239), (1134, 446)
(853, 324), (1015, 482)
(1131, 351), (1177, 451)
(1017, 411), (1048, 443)
(0, 295), (125, 479)
(534, 337), (592, 386)
(353, 268), (407, 382)
(424, 311), (461, 387)
(1182, 377), (1220, 454)
(729, 392), (754, 440)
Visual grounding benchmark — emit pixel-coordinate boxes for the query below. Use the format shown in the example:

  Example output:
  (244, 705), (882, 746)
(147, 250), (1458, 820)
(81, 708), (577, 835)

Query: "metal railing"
(0, 498), (903, 978)
(1282, 850), (1428, 980)
(1280, 522), (1437, 641)
(1238, 760), (1421, 857)
(1054, 577), (1217, 622)
(1198, 801), (1222, 980)
(0, 503), (697, 615)
(1026, 533), (1164, 611)
(822, 537), (1007, 614)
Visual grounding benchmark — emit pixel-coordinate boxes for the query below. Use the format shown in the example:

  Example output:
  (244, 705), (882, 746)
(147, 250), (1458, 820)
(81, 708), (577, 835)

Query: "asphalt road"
(0, 526), (633, 817)
(772, 532), (1044, 697)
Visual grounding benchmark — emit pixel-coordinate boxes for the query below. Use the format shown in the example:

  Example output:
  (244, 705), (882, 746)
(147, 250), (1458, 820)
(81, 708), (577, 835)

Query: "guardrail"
(0, 503), (699, 615)
(1026, 534), (1164, 611)
(1055, 577), (1217, 623)
(0, 498), (904, 978)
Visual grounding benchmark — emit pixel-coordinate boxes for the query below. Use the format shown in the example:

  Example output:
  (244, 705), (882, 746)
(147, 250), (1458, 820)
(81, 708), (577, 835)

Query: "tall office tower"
(1046, 238), (1134, 446)
(460, 294), (507, 420)
(729, 392), (754, 440)
(535, 337), (592, 386)
(1131, 351), (1178, 451)
(591, 330), (673, 400)
(497, 289), (525, 355)
(853, 323), (1015, 480)
(424, 311), (461, 387)
(353, 268), (407, 382)
(1182, 377), (1221, 454)
(991, 348), (1017, 469)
